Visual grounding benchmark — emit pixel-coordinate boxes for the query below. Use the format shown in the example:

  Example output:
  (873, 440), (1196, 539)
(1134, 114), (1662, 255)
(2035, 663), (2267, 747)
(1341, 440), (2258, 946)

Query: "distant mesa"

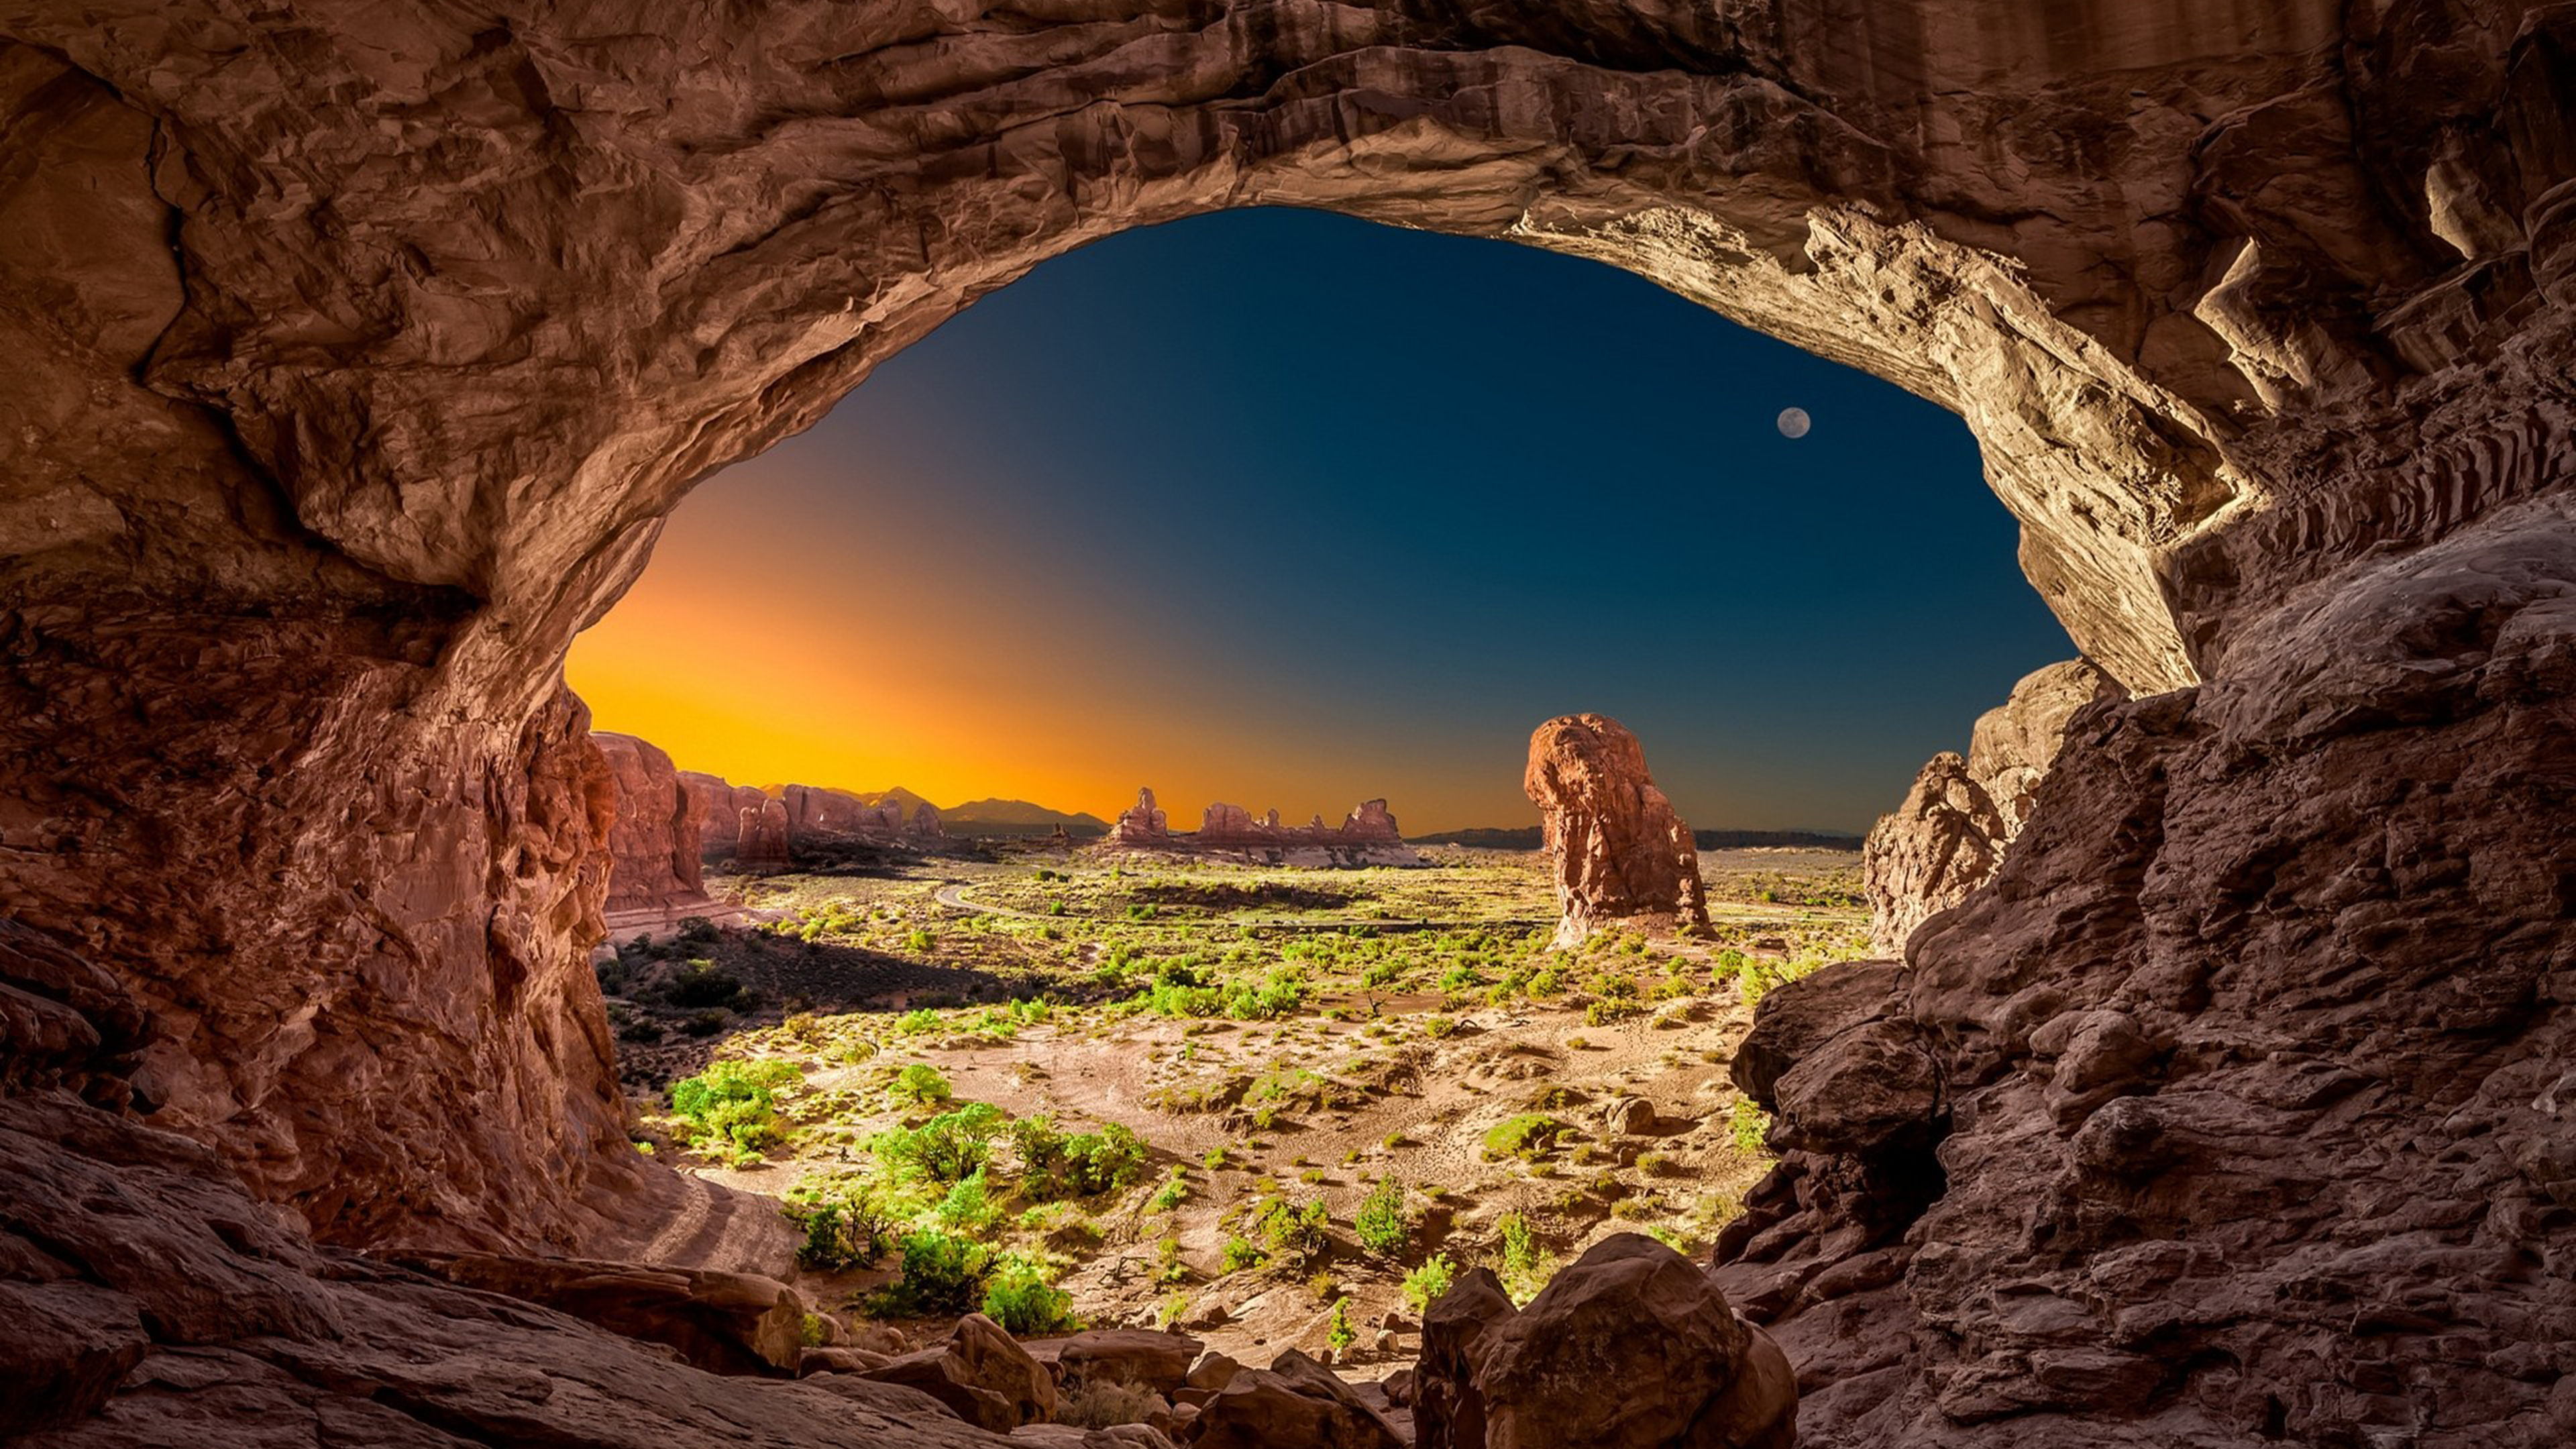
(1525, 714), (1711, 947)
(1412, 825), (1864, 851)
(1103, 786), (1421, 867)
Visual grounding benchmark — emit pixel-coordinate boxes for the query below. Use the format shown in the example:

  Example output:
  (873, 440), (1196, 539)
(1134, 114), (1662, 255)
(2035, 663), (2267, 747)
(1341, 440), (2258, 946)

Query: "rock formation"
(1862, 660), (2123, 954)
(908, 802), (945, 839)
(1523, 716), (1711, 946)
(593, 731), (708, 911)
(2, 3), (2573, 1446)
(683, 771), (766, 855)
(1103, 789), (1419, 864)
(0, 919), (989, 1448)
(859, 1312), (1055, 1432)
(1413, 1234), (1796, 1449)
(1110, 788), (1173, 845)
(736, 797), (794, 874)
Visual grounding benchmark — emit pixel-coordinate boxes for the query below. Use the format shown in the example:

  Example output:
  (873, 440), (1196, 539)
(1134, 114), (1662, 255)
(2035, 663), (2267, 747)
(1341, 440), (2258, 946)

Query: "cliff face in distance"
(1, 0), (2571, 1444)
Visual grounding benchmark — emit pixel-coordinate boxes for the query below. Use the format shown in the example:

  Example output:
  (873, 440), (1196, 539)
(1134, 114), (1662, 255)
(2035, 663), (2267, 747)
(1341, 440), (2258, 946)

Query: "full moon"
(1776, 407), (1812, 439)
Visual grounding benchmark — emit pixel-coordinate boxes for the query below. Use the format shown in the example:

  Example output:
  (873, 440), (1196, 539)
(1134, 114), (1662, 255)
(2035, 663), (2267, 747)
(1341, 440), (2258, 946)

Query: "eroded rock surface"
(0, 921), (997, 1449)
(0, 3), (2572, 1446)
(1721, 496), (2576, 1446)
(594, 731), (708, 912)
(1104, 789), (1419, 865)
(1524, 716), (1711, 947)
(1863, 660), (2120, 955)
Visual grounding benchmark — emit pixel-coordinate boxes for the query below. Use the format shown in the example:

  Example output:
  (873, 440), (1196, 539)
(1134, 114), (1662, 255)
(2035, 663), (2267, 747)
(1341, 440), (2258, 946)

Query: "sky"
(566, 207), (2074, 835)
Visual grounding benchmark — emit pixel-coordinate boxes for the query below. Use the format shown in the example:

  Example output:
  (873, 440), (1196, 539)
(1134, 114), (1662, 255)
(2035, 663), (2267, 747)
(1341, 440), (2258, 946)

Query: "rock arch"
(2, 2), (2572, 1442)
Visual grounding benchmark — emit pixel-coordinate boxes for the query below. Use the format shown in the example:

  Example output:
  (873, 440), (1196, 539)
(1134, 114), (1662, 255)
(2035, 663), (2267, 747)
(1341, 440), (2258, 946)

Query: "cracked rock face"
(0, 2), (2571, 1446)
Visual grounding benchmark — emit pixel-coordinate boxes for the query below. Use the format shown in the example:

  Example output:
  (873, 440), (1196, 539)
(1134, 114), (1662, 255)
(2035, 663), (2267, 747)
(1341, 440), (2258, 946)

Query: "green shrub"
(669, 1059), (799, 1163)
(1327, 1297), (1356, 1352)
(1010, 1115), (1150, 1200)
(891, 1063), (953, 1106)
(873, 1228), (992, 1317)
(1401, 1253), (1456, 1314)
(792, 1185), (904, 1271)
(1353, 1179), (1412, 1258)
(906, 928), (936, 953)
(1731, 1099), (1771, 1156)
(936, 1169), (1001, 1234)
(981, 1254), (1079, 1334)
(665, 959), (753, 1010)
(1220, 1235), (1264, 1273)
(1253, 1197), (1330, 1269)
(1497, 1210), (1554, 1305)
(872, 1102), (1003, 1184)
(1148, 1167), (1189, 1212)
(1482, 1114), (1567, 1161)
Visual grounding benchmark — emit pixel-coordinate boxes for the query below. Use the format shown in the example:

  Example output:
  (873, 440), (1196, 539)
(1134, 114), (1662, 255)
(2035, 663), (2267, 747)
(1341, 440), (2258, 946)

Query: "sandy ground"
(606, 845), (1869, 1370)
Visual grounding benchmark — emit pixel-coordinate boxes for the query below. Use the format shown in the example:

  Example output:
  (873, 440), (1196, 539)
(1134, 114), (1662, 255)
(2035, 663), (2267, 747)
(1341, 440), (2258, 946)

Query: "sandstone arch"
(3, 3), (2572, 1445)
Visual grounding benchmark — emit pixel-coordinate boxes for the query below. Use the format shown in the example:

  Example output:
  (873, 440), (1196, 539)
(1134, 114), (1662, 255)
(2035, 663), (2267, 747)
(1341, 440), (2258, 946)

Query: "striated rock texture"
(1525, 716), (1711, 947)
(593, 731), (708, 911)
(0, 3), (2571, 1444)
(1719, 494), (2576, 1448)
(1863, 660), (2120, 955)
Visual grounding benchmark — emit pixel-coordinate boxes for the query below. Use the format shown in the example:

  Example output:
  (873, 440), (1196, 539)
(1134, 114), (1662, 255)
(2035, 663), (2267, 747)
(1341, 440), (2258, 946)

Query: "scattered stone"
(860, 1313), (1057, 1432)
(1189, 1348), (1407, 1449)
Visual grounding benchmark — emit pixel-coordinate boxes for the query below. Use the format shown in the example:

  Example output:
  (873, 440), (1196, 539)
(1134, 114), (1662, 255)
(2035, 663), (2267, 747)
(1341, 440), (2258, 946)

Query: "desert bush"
(872, 1228), (992, 1317)
(890, 1063), (953, 1107)
(791, 1184), (905, 1271)
(981, 1253), (1079, 1334)
(1354, 1179), (1412, 1258)
(1482, 1113), (1567, 1161)
(669, 1059), (799, 1164)
(1328, 1297), (1356, 1352)
(872, 1102), (1003, 1184)
(1731, 1099), (1771, 1156)
(1251, 1196), (1330, 1269)
(1061, 1379), (1163, 1429)
(1010, 1115), (1150, 1200)
(665, 959), (753, 1010)
(1401, 1253), (1456, 1314)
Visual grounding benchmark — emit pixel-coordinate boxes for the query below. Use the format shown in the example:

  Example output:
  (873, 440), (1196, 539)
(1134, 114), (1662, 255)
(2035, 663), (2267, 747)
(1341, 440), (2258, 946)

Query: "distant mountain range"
(1409, 826), (1865, 851)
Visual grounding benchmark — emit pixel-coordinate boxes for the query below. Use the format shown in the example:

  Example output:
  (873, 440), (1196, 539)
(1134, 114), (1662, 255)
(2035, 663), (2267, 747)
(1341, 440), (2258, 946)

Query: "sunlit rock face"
(1525, 714), (1712, 947)
(1862, 659), (2121, 954)
(0, 1), (2571, 1444)
(594, 732), (708, 911)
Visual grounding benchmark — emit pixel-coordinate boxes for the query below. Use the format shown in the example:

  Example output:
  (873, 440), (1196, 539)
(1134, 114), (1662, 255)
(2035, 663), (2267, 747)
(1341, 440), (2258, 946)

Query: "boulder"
(381, 1250), (808, 1377)
(1189, 1348), (1406, 1449)
(1411, 1266), (1516, 1449)
(861, 1313), (1057, 1432)
(1603, 1095), (1658, 1136)
(1523, 715), (1711, 947)
(1038, 1328), (1204, 1398)
(1473, 1234), (1794, 1449)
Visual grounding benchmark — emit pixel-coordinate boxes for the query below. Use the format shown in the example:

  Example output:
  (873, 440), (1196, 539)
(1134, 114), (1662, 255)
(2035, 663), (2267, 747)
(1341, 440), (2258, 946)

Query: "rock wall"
(1719, 494), (2576, 1447)
(594, 732), (707, 911)
(1863, 660), (2120, 954)
(0, 13), (2570, 1443)
(1525, 715), (1712, 946)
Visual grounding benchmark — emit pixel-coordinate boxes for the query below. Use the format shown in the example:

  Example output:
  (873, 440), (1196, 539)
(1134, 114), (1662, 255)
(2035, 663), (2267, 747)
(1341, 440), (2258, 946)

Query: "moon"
(1776, 407), (1812, 439)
